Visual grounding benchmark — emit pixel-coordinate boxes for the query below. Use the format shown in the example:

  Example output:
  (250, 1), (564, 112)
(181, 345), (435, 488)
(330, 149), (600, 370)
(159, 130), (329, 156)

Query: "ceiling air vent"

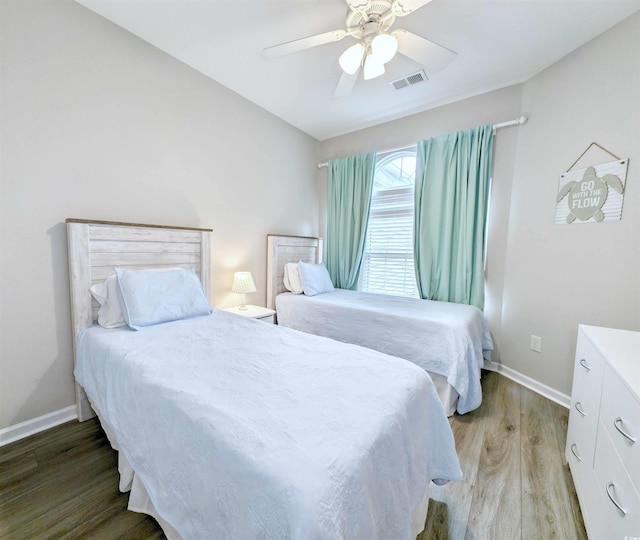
(390, 70), (428, 90)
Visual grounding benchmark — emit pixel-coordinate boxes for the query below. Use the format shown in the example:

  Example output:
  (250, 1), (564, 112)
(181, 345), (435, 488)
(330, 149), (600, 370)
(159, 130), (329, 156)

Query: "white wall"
(0, 0), (320, 429)
(321, 12), (640, 398)
(500, 12), (639, 395)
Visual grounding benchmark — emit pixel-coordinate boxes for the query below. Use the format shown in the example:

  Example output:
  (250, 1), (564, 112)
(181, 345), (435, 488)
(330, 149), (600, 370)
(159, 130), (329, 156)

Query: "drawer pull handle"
(579, 358), (591, 371)
(606, 482), (627, 515)
(574, 402), (586, 417)
(570, 443), (582, 462)
(614, 418), (636, 444)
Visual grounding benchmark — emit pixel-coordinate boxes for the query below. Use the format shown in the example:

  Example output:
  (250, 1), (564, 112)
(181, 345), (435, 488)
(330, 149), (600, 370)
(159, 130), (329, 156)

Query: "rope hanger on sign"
(566, 142), (622, 172)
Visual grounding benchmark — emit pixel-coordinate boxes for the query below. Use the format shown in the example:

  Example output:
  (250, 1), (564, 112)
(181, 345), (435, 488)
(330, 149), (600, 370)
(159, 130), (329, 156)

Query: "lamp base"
(238, 304), (248, 311)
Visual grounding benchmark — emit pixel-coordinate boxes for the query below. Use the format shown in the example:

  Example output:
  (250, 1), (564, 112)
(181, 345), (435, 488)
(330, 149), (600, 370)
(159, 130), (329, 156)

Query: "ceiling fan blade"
(393, 29), (457, 75)
(334, 69), (360, 98)
(263, 29), (347, 59)
(392, 0), (434, 16)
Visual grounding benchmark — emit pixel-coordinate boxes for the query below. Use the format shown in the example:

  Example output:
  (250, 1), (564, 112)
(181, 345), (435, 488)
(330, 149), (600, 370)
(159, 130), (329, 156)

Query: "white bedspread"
(276, 290), (493, 414)
(74, 310), (462, 539)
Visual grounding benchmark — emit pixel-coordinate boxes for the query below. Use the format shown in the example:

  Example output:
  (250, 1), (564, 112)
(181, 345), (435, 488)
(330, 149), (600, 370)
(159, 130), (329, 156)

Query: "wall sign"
(555, 142), (628, 225)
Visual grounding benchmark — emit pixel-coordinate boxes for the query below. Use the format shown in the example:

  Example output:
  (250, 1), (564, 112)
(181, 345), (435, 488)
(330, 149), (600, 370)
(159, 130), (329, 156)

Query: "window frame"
(357, 148), (419, 298)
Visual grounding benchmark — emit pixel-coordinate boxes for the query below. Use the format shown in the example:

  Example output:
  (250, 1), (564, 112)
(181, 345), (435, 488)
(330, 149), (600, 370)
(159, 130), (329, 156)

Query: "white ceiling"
(76, 0), (640, 141)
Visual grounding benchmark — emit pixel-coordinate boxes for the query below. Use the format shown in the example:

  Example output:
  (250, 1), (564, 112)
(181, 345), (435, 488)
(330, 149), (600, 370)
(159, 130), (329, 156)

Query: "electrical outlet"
(530, 335), (542, 353)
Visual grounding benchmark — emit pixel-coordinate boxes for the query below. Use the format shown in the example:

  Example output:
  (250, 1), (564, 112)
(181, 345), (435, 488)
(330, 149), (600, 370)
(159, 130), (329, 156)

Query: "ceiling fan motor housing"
(346, 0), (396, 36)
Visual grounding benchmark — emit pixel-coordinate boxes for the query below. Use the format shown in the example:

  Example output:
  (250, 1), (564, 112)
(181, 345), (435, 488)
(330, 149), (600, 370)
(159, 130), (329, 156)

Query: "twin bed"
(66, 219), (462, 540)
(267, 234), (494, 416)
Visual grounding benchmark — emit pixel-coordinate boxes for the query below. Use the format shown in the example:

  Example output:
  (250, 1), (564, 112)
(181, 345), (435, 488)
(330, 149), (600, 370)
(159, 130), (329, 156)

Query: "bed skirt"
(430, 372), (459, 417)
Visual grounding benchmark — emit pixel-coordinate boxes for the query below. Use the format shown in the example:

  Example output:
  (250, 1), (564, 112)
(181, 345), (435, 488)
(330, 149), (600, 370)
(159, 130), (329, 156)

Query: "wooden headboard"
(66, 219), (212, 420)
(266, 234), (322, 311)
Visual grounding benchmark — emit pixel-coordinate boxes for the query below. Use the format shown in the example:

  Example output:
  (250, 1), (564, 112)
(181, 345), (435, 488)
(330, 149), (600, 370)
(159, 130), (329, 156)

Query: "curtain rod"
(317, 116), (528, 169)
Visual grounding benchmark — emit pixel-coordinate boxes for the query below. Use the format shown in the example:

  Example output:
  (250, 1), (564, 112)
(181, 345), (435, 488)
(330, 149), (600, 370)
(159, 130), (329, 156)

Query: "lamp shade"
(339, 42), (365, 75)
(231, 271), (257, 294)
(363, 53), (385, 80)
(371, 33), (398, 64)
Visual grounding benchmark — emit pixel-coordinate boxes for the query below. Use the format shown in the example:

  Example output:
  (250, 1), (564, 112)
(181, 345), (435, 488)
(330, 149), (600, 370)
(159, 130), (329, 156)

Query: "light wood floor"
(420, 370), (587, 540)
(0, 371), (586, 539)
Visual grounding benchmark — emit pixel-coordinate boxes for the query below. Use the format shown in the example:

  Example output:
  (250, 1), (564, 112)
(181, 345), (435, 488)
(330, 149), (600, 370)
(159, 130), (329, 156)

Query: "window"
(358, 150), (419, 298)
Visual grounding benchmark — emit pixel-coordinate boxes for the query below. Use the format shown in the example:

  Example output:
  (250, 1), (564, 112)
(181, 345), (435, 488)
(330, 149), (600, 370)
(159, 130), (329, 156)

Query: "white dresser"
(566, 325), (640, 540)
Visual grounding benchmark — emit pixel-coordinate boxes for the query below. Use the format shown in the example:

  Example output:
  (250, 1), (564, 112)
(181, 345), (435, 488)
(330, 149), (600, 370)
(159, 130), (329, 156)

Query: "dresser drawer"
(601, 365), (640, 492)
(571, 330), (605, 408)
(594, 424), (640, 538)
(566, 394), (600, 468)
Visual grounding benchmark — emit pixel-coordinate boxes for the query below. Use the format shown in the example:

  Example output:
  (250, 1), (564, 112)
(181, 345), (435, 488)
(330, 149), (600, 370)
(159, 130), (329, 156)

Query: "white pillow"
(90, 276), (127, 328)
(89, 268), (187, 328)
(116, 267), (212, 330)
(297, 261), (335, 297)
(283, 263), (304, 294)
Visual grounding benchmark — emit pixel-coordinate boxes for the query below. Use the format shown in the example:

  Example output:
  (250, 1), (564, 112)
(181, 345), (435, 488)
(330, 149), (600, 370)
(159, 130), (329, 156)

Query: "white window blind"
(358, 151), (419, 298)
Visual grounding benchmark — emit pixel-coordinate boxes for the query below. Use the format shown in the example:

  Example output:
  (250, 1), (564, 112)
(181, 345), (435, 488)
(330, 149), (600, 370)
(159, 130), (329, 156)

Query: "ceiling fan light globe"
(363, 54), (385, 80)
(339, 43), (365, 75)
(371, 33), (398, 64)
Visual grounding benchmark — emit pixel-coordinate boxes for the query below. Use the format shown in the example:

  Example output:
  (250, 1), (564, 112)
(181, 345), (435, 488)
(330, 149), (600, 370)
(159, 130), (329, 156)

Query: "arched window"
(358, 150), (419, 298)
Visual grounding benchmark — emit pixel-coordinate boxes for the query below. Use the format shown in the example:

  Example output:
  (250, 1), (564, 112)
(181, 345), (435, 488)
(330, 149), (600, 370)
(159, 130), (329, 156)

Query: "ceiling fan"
(263, 0), (457, 97)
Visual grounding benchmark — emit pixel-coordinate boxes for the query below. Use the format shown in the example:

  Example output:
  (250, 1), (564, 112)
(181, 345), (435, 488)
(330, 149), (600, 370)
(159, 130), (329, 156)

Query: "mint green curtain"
(326, 152), (376, 289)
(414, 125), (494, 309)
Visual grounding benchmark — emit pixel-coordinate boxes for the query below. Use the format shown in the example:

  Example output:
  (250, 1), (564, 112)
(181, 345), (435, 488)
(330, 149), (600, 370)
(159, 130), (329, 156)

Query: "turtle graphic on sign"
(555, 160), (628, 225)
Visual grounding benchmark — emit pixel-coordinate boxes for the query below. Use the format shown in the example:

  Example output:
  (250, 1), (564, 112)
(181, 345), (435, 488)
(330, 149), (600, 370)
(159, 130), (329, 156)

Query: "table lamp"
(231, 271), (257, 310)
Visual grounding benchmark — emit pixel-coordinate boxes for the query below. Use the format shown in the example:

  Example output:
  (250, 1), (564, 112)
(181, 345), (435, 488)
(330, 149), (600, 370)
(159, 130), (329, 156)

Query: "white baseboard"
(484, 360), (570, 409)
(0, 405), (78, 447)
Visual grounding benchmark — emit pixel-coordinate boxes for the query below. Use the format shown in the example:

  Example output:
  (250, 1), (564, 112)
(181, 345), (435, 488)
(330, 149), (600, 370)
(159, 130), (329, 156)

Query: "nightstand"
(221, 305), (276, 324)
